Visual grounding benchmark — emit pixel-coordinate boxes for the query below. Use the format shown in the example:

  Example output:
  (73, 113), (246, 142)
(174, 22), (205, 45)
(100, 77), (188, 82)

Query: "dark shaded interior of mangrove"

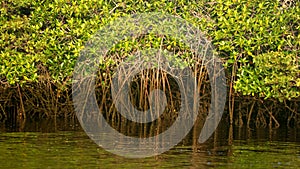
(1, 64), (299, 132)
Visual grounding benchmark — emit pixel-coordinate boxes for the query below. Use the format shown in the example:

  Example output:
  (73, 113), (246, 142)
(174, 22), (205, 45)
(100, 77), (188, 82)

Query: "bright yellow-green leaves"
(205, 0), (299, 101)
(0, 0), (299, 101)
(235, 51), (299, 101)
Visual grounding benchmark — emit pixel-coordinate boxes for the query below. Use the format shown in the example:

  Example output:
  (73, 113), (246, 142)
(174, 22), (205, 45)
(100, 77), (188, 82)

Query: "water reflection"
(0, 119), (300, 168)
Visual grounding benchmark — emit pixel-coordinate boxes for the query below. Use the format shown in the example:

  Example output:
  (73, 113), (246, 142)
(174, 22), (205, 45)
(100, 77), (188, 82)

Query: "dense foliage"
(0, 0), (299, 101)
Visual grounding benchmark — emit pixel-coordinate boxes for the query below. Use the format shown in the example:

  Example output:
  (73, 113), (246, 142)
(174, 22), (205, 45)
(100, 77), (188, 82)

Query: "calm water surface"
(0, 120), (300, 168)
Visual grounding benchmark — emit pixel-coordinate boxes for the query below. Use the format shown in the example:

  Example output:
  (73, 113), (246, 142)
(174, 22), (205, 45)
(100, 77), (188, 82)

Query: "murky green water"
(0, 121), (300, 169)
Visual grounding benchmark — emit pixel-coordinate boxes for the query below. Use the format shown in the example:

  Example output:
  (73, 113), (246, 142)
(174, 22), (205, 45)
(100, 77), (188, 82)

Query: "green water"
(0, 122), (300, 168)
